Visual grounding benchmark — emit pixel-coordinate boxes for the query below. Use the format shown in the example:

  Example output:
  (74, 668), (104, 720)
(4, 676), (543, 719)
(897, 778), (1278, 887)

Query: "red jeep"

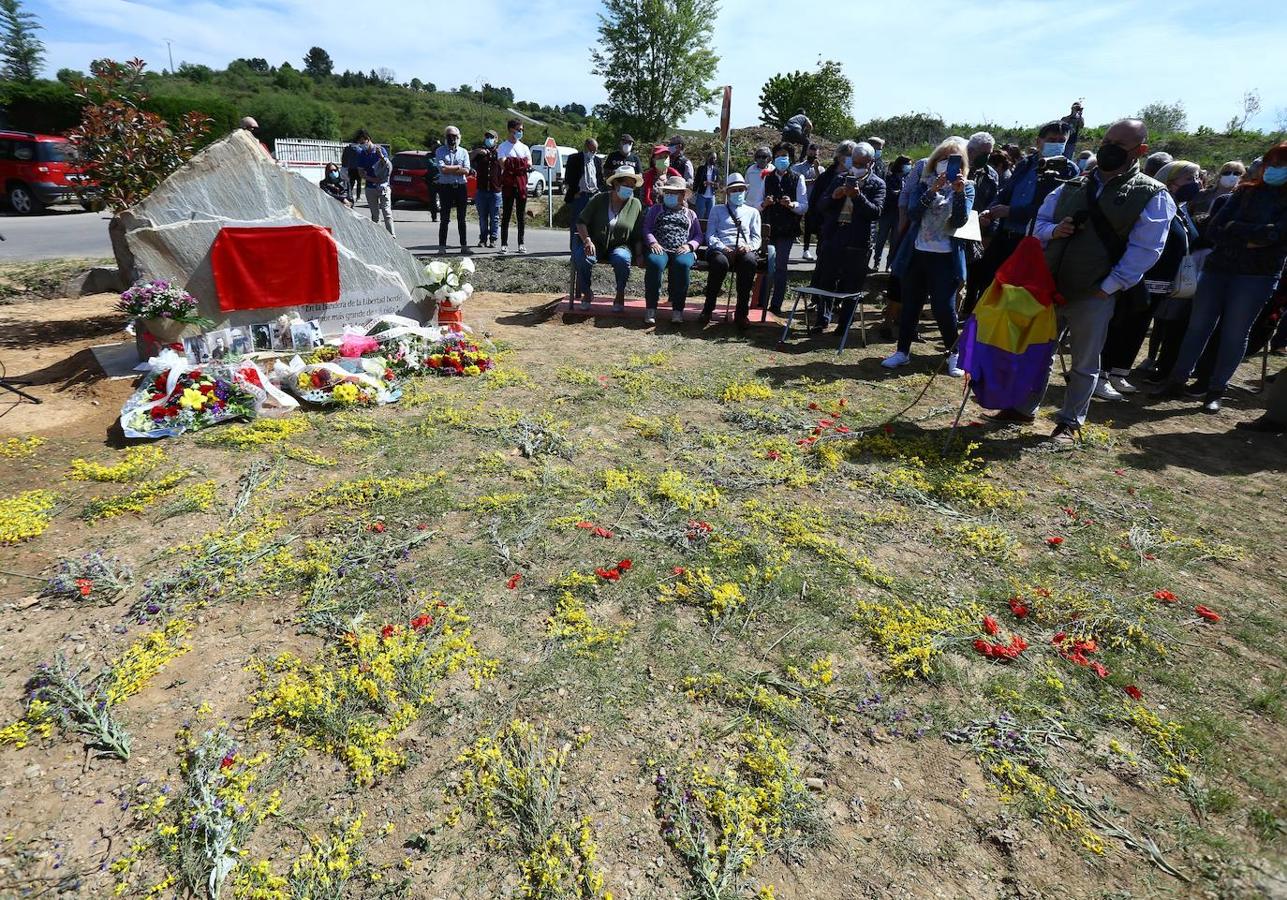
(391, 150), (477, 206)
(0, 131), (96, 214)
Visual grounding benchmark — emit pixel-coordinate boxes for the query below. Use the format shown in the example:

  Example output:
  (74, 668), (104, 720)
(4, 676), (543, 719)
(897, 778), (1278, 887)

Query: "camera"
(1038, 155), (1068, 174)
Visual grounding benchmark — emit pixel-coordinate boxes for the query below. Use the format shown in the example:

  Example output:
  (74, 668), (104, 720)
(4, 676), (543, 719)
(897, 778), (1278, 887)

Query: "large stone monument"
(110, 130), (430, 335)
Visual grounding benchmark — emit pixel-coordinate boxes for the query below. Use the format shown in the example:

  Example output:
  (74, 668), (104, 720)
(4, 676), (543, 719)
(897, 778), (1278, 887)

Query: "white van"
(530, 145), (578, 194)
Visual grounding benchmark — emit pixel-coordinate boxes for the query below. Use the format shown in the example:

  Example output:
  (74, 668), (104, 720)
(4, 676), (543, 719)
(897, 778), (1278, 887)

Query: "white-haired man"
(434, 125), (472, 253)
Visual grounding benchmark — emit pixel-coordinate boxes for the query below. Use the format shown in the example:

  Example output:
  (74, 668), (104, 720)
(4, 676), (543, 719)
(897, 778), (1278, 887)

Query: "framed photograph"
(290, 321), (320, 352)
(182, 335), (210, 365)
(250, 324), (273, 352)
(271, 319), (293, 352)
(229, 327), (252, 356)
(205, 329), (234, 362)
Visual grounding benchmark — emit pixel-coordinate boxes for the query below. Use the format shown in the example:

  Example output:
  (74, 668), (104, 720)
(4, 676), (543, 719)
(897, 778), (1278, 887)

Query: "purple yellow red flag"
(958, 236), (1061, 410)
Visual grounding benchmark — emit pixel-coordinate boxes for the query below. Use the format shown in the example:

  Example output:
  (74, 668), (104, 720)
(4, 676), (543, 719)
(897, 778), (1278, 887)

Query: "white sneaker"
(643, 310), (656, 325)
(1094, 378), (1125, 401)
(1108, 374), (1138, 394)
(670, 310), (684, 324)
(518, 245), (527, 254)
(802, 249), (815, 261)
(881, 350), (910, 369)
(946, 352), (964, 377)
(498, 245), (508, 255)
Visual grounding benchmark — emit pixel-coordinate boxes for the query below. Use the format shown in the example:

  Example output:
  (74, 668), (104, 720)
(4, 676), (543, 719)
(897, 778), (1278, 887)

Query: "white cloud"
(35, 0), (1286, 137)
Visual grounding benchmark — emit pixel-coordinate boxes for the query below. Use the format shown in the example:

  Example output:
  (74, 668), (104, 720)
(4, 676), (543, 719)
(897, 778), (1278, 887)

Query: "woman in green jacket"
(573, 166), (645, 311)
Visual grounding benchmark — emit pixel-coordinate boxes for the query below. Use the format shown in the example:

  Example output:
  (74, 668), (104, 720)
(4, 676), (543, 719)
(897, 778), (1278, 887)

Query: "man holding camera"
(996, 119), (1175, 444)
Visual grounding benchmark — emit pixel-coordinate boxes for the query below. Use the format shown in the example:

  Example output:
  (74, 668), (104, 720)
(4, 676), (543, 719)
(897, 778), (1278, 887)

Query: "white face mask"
(935, 160), (949, 175)
(622, 143), (633, 154)
(1219, 174), (1239, 187)
(852, 167), (869, 178)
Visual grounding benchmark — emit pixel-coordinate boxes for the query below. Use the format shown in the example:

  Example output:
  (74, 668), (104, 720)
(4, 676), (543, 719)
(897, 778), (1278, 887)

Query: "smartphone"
(945, 156), (962, 182)
(844, 174), (858, 189)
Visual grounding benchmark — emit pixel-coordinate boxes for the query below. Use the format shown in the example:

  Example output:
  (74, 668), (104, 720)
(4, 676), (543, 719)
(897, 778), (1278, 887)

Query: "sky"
(28, 0), (1286, 138)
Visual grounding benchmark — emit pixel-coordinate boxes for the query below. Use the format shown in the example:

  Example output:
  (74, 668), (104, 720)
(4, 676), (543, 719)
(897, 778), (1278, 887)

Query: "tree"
(591, 0), (720, 140)
(758, 60), (854, 139)
(480, 83), (514, 107)
(69, 58), (212, 211)
(0, 0), (45, 81)
(1227, 89), (1261, 133)
(374, 67), (396, 84)
(1276, 107), (1287, 135)
(176, 62), (213, 83)
(235, 57), (270, 73)
(252, 92), (339, 144)
(55, 67), (82, 85)
(1136, 100), (1187, 136)
(409, 77), (424, 92)
(562, 102), (587, 117)
(303, 46), (333, 78)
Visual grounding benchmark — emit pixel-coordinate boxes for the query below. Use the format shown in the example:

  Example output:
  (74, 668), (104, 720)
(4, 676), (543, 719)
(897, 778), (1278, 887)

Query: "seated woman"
(884, 136), (975, 376)
(320, 163), (350, 206)
(573, 166), (645, 312)
(642, 176), (703, 325)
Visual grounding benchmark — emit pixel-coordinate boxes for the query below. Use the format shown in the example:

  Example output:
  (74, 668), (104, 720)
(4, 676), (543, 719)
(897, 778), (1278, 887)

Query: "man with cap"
(573, 166), (645, 312)
(642, 145), (681, 207)
(702, 172), (763, 327)
(353, 128), (395, 237)
(606, 134), (641, 174)
(642, 175), (703, 324)
(868, 137), (887, 179)
(471, 129), (503, 248)
(434, 125), (472, 254)
(563, 138), (606, 246)
(667, 135), (694, 187)
(794, 143), (826, 261)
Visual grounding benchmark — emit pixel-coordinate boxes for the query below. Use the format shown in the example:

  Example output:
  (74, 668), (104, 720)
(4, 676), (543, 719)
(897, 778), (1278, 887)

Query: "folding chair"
(778, 286), (865, 353)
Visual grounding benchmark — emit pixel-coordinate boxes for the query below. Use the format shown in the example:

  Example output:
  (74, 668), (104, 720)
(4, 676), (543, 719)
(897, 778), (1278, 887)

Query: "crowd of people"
(324, 106), (1287, 437)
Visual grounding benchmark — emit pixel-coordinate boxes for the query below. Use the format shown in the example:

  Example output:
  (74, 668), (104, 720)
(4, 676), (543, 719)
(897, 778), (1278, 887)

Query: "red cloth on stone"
(211, 224), (340, 312)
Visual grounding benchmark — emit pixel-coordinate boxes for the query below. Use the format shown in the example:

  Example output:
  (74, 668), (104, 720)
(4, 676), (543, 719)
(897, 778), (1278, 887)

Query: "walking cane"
(942, 375), (972, 454)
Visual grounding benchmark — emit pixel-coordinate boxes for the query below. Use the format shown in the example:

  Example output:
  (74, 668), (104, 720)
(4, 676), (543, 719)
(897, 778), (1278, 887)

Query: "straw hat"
(659, 174), (690, 195)
(607, 166), (643, 188)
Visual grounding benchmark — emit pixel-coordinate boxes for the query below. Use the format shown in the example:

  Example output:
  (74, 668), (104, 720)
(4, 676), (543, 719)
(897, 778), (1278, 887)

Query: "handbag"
(1170, 248), (1209, 300)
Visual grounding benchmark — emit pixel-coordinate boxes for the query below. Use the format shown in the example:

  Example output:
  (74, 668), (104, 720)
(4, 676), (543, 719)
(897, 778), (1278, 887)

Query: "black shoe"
(1201, 393), (1222, 413)
(1049, 422), (1081, 446)
(697, 311), (712, 325)
(768, 305), (783, 316)
(1143, 369), (1166, 384)
(1235, 416), (1285, 433)
(1150, 382), (1187, 400)
(734, 316), (749, 331)
(878, 325), (894, 341)
(1184, 381), (1209, 398)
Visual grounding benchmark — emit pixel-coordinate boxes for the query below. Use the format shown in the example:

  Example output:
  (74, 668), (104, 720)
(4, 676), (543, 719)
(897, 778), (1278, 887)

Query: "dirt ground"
(0, 285), (1284, 899)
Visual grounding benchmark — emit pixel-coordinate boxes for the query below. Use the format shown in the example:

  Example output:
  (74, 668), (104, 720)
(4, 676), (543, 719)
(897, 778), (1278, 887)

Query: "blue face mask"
(728, 191), (745, 207)
(841, 156), (853, 171)
(484, 137), (495, 148)
(773, 156), (790, 172)
(1263, 166), (1287, 186)
(1041, 141), (1065, 158)
(662, 193), (680, 209)
(514, 131), (524, 142)
(1076, 158), (1090, 172)
(874, 149), (882, 159)
(616, 186), (634, 200)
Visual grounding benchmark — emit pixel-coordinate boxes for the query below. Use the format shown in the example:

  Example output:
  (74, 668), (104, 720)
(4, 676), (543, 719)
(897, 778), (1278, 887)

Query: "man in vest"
(994, 119), (1175, 445)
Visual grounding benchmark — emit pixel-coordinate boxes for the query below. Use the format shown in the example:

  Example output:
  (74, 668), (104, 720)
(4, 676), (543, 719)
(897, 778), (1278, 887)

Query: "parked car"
(0, 130), (96, 214)
(390, 150), (477, 206)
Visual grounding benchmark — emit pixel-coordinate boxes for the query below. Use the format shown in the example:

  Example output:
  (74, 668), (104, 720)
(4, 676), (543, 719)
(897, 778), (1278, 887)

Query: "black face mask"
(1096, 142), (1132, 172)
(1174, 182), (1200, 204)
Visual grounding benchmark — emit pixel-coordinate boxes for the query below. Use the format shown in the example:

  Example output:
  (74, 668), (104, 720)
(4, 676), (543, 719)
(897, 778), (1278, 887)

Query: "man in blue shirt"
(434, 125), (473, 255)
(354, 129), (395, 237)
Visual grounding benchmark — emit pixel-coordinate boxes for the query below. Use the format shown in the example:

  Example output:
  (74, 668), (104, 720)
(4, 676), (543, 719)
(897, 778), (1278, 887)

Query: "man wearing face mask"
(868, 137), (887, 180)
(498, 119), (532, 254)
(975, 121), (1078, 304)
(1076, 150), (1096, 174)
(693, 152), (720, 222)
(761, 142), (809, 315)
(813, 141), (885, 330)
(702, 172), (763, 326)
(794, 143), (825, 261)
(563, 138), (605, 245)
(471, 130), (503, 249)
(997, 119), (1174, 443)
(667, 135), (694, 188)
(744, 147), (773, 209)
(605, 134), (641, 174)
(434, 125), (472, 253)
(356, 129), (396, 237)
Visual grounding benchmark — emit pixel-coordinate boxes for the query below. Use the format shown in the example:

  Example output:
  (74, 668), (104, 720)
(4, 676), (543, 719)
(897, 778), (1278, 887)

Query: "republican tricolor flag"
(958, 236), (1060, 411)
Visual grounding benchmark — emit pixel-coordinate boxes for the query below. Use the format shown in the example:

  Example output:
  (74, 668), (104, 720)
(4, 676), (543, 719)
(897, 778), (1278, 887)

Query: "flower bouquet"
(273, 356), (401, 407)
(384, 331), (494, 378)
(120, 351), (283, 439)
(118, 279), (213, 343)
(421, 258), (475, 332)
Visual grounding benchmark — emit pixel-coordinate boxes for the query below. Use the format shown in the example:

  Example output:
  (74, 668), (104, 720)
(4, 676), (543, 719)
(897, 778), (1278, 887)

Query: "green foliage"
(303, 46), (333, 79)
(0, 78), (81, 132)
(69, 58), (212, 211)
(250, 91), (340, 145)
(855, 112), (948, 149)
(591, 0), (721, 141)
(0, 0), (44, 82)
(758, 61), (855, 140)
(1137, 100), (1188, 136)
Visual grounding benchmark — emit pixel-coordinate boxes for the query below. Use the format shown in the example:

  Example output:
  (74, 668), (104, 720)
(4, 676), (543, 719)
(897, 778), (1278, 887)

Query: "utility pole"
(165, 39), (174, 73)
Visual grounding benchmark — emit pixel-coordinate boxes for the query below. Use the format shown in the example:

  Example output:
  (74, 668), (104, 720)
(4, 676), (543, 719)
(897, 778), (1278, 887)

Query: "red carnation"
(220, 752), (237, 770)
(368, 522), (386, 534)
(410, 614), (433, 630)
(617, 558), (632, 571)
(766, 450), (782, 460)
(1194, 605), (1221, 623)
(1089, 661), (1110, 679)
(575, 521), (594, 530)
(1045, 536), (1065, 547)
(807, 402), (819, 410)
(1153, 589), (1177, 603)
(380, 624), (396, 639)
(593, 526), (614, 539)
(982, 615), (999, 636)
(75, 578), (93, 598)
(672, 566), (686, 576)
(1123, 685), (1143, 700)
(506, 573), (522, 590)
(1007, 596), (1029, 618)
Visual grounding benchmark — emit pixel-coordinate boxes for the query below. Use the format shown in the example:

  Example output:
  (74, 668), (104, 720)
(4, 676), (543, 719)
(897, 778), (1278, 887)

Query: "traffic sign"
(719, 86), (732, 142)
(543, 137), (558, 168)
